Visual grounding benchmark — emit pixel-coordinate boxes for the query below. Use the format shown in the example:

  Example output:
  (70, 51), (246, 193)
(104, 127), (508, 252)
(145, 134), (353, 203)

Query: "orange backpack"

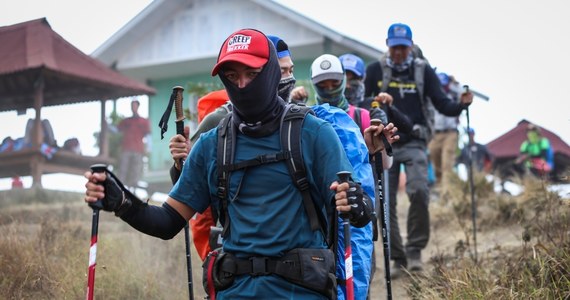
(197, 90), (229, 123)
(192, 89), (229, 260)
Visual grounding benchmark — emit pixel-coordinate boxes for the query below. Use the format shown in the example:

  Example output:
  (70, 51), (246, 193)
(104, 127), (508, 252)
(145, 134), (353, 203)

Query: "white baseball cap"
(310, 54), (344, 84)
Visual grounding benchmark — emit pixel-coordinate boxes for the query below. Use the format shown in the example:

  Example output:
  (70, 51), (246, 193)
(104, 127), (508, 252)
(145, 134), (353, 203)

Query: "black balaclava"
(268, 35), (296, 102)
(278, 75), (296, 102)
(217, 34), (285, 138)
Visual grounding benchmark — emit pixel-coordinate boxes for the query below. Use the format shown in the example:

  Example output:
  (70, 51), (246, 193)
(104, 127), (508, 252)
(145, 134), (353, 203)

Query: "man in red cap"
(83, 28), (392, 299)
(167, 34), (298, 261)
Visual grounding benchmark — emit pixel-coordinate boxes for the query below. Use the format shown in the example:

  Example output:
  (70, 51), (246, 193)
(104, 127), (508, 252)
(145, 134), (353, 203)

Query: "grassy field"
(370, 173), (570, 299)
(0, 188), (200, 300)
(1, 174), (569, 299)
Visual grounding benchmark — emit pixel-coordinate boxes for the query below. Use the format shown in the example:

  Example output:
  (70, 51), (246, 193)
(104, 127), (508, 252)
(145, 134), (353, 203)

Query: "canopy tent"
(486, 119), (570, 181)
(0, 18), (155, 187)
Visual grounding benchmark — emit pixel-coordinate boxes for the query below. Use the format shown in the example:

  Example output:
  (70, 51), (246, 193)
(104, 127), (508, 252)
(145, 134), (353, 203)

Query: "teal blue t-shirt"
(170, 113), (353, 299)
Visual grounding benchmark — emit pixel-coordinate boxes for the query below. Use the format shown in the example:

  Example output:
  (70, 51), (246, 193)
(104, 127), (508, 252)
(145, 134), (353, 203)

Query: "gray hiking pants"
(118, 151), (144, 188)
(388, 139), (430, 263)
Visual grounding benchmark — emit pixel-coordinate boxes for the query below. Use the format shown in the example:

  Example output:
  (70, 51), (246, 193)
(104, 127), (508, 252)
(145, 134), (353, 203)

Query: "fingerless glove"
(345, 182), (373, 228)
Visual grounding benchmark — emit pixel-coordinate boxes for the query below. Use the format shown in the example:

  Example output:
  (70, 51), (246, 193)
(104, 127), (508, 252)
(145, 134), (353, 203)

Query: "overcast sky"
(1, 0), (568, 190)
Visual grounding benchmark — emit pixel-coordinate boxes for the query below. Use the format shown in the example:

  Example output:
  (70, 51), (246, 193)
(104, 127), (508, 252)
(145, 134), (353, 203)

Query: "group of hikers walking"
(83, 23), (474, 299)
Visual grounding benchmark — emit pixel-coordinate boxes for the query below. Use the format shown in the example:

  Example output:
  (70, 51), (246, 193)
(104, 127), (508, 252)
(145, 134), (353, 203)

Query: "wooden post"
(31, 74), (45, 188)
(99, 99), (108, 157)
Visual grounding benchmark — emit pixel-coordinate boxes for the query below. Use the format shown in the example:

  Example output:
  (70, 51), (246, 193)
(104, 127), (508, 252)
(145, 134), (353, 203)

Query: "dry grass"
(0, 188), (202, 300)
(2, 175), (569, 300)
(409, 175), (570, 300)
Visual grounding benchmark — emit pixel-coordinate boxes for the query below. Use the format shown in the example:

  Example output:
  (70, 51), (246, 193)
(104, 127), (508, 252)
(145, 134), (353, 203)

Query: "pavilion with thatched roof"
(0, 18), (155, 187)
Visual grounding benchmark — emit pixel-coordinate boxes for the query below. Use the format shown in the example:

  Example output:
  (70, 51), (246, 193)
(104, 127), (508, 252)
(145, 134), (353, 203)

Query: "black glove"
(97, 168), (147, 217)
(344, 182), (373, 228)
(386, 105), (413, 134)
(369, 107), (388, 124)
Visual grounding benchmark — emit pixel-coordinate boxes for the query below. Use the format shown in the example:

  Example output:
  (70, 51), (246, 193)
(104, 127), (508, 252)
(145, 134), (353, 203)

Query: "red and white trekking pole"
(86, 164), (106, 300)
(337, 171), (354, 300)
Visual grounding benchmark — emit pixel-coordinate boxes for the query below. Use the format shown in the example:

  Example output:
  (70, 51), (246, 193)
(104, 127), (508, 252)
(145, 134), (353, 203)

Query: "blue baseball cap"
(386, 23), (413, 47)
(437, 72), (450, 86)
(267, 35), (291, 59)
(339, 53), (365, 78)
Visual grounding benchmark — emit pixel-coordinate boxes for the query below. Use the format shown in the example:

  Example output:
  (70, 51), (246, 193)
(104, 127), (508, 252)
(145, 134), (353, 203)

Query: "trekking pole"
(463, 85), (478, 263)
(86, 164), (107, 300)
(370, 119), (392, 300)
(337, 171), (354, 300)
(172, 86), (195, 300)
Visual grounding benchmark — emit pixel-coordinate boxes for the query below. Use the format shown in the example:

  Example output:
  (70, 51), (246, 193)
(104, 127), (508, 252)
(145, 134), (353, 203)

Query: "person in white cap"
(291, 54), (372, 136)
(293, 53), (399, 299)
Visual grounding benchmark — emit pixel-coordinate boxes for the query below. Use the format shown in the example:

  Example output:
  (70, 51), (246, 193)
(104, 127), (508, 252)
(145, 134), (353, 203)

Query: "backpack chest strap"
(221, 151), (290, 172)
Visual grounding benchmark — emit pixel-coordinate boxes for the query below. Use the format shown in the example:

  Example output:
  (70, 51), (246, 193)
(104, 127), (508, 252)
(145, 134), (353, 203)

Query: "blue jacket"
(313, 104), (375, 300)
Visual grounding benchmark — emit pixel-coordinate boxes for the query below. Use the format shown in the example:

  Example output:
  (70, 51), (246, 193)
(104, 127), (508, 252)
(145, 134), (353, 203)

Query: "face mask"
(315, 78), (349, 111)
(386, 54), (413, 72)
(278, 75), (296, 102)
(344, 79), (365, 105)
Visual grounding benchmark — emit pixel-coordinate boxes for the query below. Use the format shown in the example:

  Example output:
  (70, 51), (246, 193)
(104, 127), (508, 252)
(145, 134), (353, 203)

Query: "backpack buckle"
(296, 177), (309, 190)
(250, 257), (269, 276)
(258, 154), (277, 164)
(217, 186), (227, 199)
(290, 105), (301, 113)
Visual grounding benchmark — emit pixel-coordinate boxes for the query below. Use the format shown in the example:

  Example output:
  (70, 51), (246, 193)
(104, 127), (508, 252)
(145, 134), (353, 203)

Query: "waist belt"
(227, 252), (302, 277)
(215, 248), (337, 299)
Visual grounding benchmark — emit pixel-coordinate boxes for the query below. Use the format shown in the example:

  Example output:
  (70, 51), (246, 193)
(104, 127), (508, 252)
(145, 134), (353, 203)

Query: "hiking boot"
(408, 258), (423, 272)
(389, 260), (407, 279)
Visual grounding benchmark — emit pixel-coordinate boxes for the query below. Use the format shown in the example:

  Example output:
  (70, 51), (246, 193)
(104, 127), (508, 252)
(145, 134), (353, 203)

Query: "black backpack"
(214, 103), (334, 246)
(379, 55), (435, 142)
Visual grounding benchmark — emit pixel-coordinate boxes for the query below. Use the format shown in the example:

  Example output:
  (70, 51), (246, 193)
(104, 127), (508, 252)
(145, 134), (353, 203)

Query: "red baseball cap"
(211, 29), (270, 76)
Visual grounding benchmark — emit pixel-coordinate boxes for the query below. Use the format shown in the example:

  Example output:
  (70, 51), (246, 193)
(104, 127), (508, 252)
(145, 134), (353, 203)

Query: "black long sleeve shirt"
(364, 60), (466, 143)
